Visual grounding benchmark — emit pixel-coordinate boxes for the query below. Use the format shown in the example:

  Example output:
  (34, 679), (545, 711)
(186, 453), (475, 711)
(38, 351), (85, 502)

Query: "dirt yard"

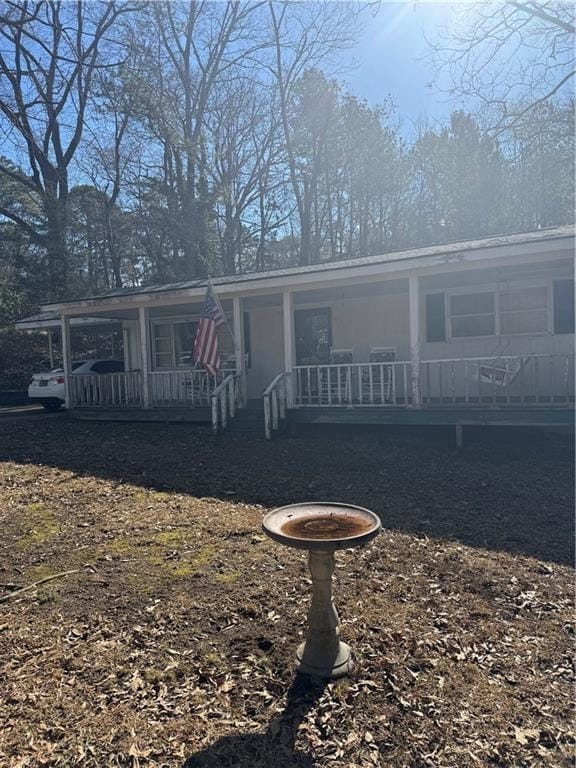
(0, 419), (573, 767)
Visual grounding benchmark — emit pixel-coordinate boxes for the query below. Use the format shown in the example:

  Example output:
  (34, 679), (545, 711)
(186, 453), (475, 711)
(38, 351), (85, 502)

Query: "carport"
(15, 310), (124, 369)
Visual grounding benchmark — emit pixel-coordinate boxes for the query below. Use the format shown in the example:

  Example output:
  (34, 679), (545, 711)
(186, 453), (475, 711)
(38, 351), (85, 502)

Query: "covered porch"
(39, 230), (573, 436)
(260, 261), (575, 437)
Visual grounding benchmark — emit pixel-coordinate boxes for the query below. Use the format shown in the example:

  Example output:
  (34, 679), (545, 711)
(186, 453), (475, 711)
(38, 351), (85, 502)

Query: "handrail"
(211, 374), (238, 434)
(420, 354), (570, 364)
(263, 372), (286, 396)
(264, 371), (290, 439)
(293, 361), (410, 369)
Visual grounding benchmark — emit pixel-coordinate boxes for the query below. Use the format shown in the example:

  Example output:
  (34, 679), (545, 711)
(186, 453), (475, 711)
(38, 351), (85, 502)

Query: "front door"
(295, 308), (332, 365)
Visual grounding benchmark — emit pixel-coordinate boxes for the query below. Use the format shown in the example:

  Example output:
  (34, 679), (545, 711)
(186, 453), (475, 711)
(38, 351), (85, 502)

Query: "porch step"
(225, 404), (265, 436)
(72, 407), (211, 423)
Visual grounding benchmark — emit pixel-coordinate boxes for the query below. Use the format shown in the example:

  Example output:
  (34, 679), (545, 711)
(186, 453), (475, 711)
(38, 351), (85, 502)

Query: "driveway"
(0, 404), (65, 421)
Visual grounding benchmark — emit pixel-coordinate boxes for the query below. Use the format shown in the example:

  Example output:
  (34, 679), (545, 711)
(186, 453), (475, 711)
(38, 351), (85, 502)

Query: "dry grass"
(0, 419), (573, 767)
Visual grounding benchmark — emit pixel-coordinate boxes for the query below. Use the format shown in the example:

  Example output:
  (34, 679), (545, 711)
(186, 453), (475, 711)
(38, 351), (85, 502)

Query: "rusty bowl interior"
(262, 502), (381, 551)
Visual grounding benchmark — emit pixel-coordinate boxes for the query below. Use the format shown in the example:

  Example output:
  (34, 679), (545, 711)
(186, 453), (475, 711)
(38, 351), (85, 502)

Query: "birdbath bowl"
(262, 502), (381, 679)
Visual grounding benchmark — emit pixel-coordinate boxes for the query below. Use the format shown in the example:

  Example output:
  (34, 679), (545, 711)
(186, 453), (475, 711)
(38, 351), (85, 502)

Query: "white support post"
(283, 291), (294, 407)
(47, 329), (54, 369)
(232, 296), (245, 405)
(122, 323), (131, 373)
(409, 275), (421, 408)
(138, 306), (150, 408)
(61, 315), (72, 409)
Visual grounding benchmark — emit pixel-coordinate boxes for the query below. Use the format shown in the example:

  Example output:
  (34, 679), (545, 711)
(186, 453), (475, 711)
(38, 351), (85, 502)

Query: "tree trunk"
(45, 196), (68, 300)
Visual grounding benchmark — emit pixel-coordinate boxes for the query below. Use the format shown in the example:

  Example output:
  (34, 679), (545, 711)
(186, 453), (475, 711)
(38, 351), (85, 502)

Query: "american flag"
(193, 281), (226, 375)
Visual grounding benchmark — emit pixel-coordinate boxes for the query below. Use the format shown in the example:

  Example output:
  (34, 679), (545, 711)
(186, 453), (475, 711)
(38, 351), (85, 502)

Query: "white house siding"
(246, 306), (285, 398)
(327, 291), (410, 362)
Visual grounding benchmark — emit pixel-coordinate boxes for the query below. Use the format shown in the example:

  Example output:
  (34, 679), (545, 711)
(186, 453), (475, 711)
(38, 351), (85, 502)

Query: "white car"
(28, 359), (125, 410)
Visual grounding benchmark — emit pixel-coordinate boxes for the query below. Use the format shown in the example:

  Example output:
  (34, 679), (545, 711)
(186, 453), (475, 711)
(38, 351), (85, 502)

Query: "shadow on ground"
(184, 675), (327, 768)
(2, 419), (574, 565)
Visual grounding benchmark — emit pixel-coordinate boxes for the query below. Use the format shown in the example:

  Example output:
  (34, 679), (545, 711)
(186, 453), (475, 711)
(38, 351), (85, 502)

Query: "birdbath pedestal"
(262, 502), (381, 679)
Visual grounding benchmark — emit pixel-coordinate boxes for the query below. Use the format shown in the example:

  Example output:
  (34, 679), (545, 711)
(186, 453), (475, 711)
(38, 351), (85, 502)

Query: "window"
(445, 285), (551, 339)
(152, 323), (173, 369)
(449, 292), (495, 338)
(174, 321), (196, 367)
(500, 286), (548, 335)
(151, 320), (198, 369)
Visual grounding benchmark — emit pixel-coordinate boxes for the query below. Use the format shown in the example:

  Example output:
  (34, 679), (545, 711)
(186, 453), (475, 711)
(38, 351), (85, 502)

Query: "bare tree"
(145, 1), (267, 278)
(268, 1), (362, 265)
(428, 1), (574, 134)
(0, 1), (137, 299)
(208, 80), (284, 274)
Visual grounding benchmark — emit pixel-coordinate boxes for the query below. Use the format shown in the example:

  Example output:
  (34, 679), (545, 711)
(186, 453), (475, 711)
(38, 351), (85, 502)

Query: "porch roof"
(15, 311), (122, 331)
(33, 225), (576, 316)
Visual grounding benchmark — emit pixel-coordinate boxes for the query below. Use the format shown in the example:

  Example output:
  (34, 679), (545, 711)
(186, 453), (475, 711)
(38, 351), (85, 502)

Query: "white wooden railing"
(211, 374), (240, 434)
(420, 354), (575, 406)
(293, 362), (412, 407)
(264, 371), (290, 439)
(149, 369), (217, 407)
(69, 372), (144, 408)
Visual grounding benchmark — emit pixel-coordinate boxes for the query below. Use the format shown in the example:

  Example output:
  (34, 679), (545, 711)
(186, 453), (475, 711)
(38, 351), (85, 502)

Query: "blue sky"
(343, 2), (461, 130)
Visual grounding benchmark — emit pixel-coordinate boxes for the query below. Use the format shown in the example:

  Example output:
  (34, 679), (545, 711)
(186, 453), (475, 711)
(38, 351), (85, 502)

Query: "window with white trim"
(500, 286), (548, 334)
(151, 320), (198, 369)
(447, 285), (550, 339)
(449, 292), (496, 338)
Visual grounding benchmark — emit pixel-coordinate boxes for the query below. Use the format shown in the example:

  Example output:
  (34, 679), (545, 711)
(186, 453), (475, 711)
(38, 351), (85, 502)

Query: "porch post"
(283, 291), (294, 406)
(409, 275), (422, 408)
(47, 328), (55, 369)
(61, 315), (72, 409)
(232, 296), (246, 405)
(138, 306), (150, 408)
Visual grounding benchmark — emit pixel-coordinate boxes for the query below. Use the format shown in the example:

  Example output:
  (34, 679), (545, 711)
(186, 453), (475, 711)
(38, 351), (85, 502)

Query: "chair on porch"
(318, 348), (353, 404)
(360, 347), (396, 404)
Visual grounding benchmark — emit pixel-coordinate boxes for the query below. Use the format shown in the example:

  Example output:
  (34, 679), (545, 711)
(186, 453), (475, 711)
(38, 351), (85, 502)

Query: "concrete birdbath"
(262, 502), (381, 679)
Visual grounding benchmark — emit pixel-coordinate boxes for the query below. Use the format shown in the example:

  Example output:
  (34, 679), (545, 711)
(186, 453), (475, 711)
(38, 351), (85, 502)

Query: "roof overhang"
(15, 313), (123, 331)
(32, 227), (575, 317)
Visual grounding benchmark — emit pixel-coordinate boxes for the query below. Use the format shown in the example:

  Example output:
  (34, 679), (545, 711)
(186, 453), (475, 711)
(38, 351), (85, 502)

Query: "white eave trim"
(15, 315), (122, 331)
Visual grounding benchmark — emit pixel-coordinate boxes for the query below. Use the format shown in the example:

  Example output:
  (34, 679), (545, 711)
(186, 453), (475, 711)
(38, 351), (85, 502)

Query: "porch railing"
(264, 371), (290, 439)
(211, 374), (241, 434)
(149, 369), (217, 407)
(69, 372), (144, 408)
(291, 354), (574, 409)
(293, 362), (412, 407)
(420, 354), (575, 406)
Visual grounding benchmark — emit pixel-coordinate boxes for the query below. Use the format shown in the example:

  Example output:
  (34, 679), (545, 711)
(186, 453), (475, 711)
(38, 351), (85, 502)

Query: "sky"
(343, 2), (462, 131)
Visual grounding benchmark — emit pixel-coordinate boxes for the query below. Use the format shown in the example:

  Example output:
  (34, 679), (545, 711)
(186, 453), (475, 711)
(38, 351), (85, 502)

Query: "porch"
(38, 226), (572, 437)
(263, 354), (575, 440)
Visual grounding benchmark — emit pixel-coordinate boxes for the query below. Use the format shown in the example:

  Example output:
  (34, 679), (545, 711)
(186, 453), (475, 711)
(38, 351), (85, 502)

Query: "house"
(17, 226), (575, 441)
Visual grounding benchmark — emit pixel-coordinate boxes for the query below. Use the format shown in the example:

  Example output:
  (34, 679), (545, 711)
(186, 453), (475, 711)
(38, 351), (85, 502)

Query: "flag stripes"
(193, 281), (226, 376)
